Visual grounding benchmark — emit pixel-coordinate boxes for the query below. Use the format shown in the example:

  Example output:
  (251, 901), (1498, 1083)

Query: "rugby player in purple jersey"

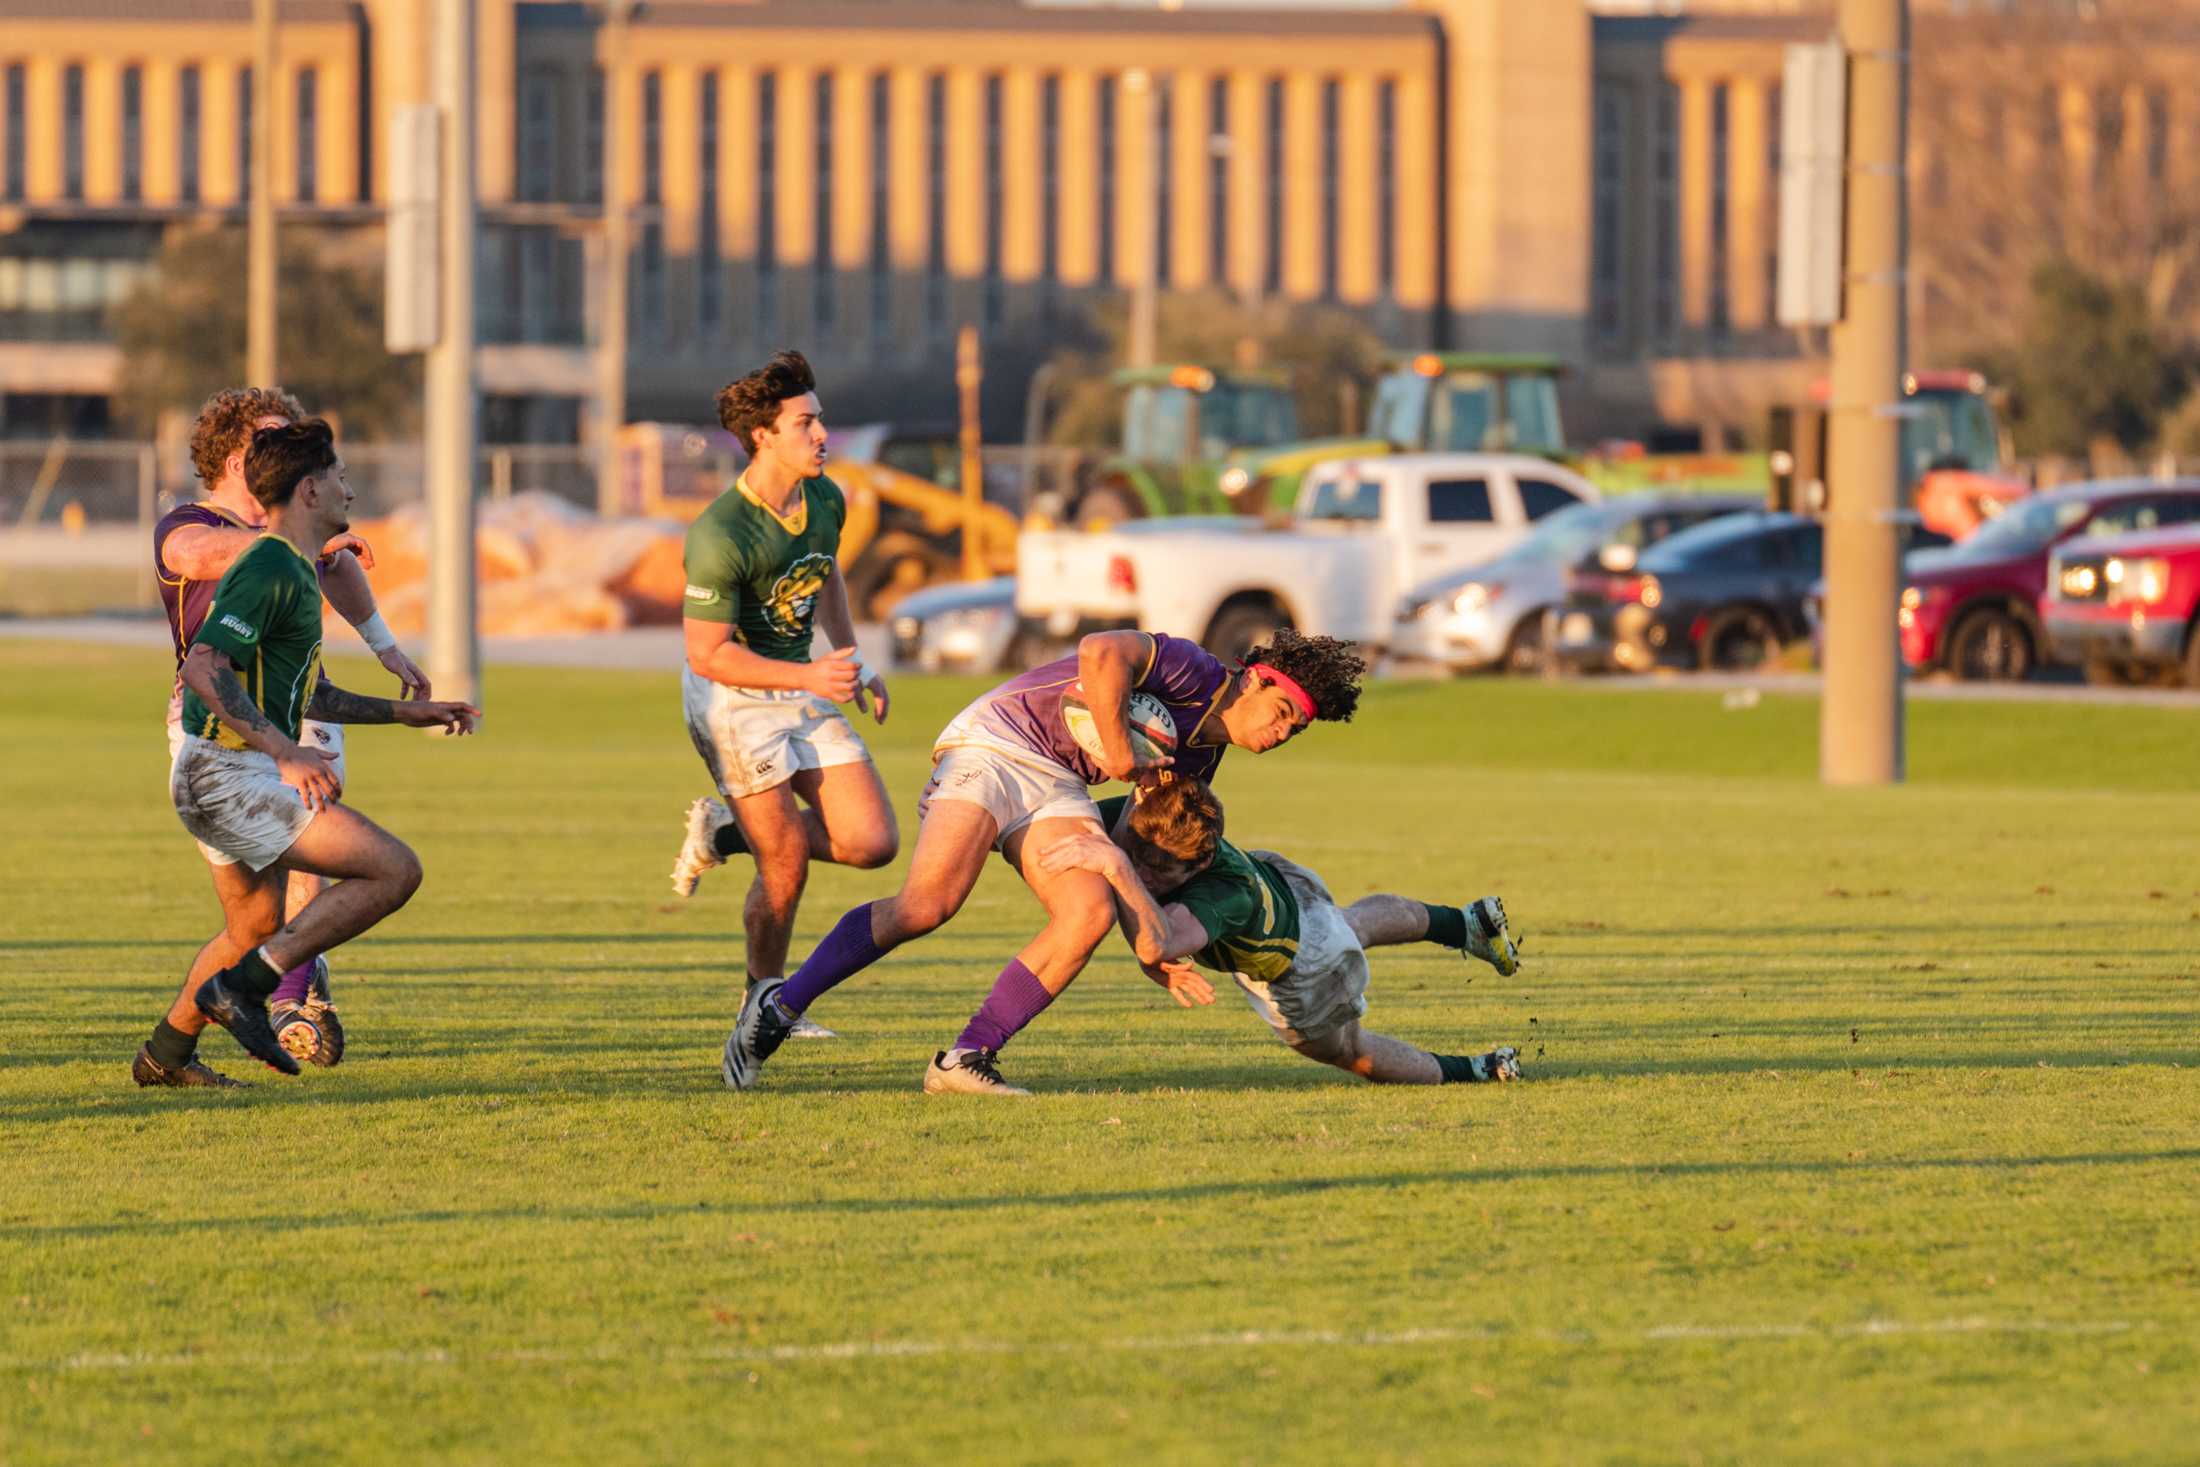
(132, 389), (428, 1087)
(720, 626), (1366, 1095)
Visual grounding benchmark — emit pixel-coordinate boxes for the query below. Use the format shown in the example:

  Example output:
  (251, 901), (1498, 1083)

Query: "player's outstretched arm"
(1076, 630), (1170, 783)
(1037, 832), (1209, 969)
(160, 522), (263, 579)
(305, 682), (481, 735)
(320, 548), (430, 698)
(181, 644), (341, 808)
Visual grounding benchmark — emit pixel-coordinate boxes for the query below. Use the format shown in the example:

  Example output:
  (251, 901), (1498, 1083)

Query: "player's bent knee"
(1289, 1028), (1361, 1073)
(1056, 895), (1117, 955)
(382, 842), (425, 905)
(893, 886), (962, 938)
(845, 831), (898, 869)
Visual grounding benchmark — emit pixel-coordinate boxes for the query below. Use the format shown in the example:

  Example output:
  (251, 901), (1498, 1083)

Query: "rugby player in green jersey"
(1040, 780), (1524, 1086)
(155, 420), (481, 1078)
(664, 352), (898, 1064)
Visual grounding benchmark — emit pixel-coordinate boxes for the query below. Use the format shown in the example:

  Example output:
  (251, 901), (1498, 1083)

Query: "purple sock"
(955, 959), (1056, 1054)
(269, 960), (316, 1006)
(777, 903), (885, 1015)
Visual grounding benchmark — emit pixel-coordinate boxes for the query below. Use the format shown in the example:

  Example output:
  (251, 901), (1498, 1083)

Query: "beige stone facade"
(2, 1), (2195, 444)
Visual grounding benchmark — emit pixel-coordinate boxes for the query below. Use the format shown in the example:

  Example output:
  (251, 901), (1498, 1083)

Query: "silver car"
(888, 576), (1024, 673)
(1395, 494), (1759, 672)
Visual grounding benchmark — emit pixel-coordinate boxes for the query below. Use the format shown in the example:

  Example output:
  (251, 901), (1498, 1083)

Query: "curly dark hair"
(244, 419), (337, 509)
(716, 350), (818, 456)
(1245, 628), (1366, 723)
(189, 386), (306, 487)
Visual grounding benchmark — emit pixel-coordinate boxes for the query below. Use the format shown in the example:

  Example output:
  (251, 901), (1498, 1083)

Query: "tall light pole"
(595, 4), (632, 515)
(426, 0), (480, 702)
(1820, 0), (1908, 785)
(247, 0), (278, 384)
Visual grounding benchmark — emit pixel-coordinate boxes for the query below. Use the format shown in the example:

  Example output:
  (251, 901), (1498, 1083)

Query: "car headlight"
(2058, 563), (2099, 599)
(1219, 466), (1253, 496)
(892, 616), (921, 641)
(1452, 583), (1490, 616)
(1638, 576), (1661, 610)
(1900, 587), (1921, 612)
(2105, 556), (2170, 606)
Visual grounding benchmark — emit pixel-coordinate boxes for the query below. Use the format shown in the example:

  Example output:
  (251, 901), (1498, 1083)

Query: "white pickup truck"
(1014, 453), (1602, 658)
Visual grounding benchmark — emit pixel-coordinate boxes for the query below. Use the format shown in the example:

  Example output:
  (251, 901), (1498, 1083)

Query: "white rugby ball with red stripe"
(1062, 687), (1178, 768)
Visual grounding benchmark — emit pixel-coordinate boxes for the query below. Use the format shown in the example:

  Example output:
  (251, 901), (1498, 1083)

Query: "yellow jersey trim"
(735, 472), (810, 537)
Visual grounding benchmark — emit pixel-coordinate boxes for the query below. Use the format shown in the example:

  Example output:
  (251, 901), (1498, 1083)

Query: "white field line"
(0, 1317), (2144, 1375)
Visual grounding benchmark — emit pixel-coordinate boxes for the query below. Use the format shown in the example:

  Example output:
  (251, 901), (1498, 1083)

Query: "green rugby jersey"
(682, 473), (848, 663)
(1095, 795), (1303, 982)
(179, 534), (325, 750)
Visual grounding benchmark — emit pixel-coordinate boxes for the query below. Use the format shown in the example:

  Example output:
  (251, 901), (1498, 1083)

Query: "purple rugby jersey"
(936, 632), (1234, 786)
(156, 502), (260, 667)
(156, 502), (332, 713)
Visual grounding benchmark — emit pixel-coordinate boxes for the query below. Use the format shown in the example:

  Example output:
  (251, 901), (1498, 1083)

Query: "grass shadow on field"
(9, 1146), (2199, 1240)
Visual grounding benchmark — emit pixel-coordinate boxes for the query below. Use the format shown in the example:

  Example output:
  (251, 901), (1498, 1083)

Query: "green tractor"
(1061, 364), (1302, 527)
(1212, 351), (1572, 514)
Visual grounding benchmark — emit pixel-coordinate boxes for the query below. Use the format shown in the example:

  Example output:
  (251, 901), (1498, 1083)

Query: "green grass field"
(4, 640), (2196, 1465)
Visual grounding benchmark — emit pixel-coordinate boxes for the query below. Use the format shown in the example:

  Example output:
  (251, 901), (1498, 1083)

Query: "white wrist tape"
(847, 648), (873, 682)
(355, 611), (399, 654)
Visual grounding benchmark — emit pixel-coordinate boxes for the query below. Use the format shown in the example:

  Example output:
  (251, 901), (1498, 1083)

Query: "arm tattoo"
(209, 663), (275, 737)
(306, 682), (400, 724)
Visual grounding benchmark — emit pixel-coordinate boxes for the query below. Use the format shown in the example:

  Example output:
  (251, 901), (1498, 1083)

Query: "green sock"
(1434, 1052), (1484, 1084)
(146, 1019), (196, 1069)
(1421, 903), (1468, 949)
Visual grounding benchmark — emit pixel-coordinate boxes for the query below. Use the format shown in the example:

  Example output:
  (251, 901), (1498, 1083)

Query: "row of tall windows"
(0, 60), (322, 204)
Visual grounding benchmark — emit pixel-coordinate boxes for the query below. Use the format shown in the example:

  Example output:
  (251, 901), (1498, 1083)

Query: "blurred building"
(1, 0), (2196, 450)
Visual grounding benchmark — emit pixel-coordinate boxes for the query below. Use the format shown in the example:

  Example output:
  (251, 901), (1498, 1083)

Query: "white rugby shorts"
(1231, 852), (1372, 1046)
(682, 667), (873, 800)
(169, 735), (316, 871)
(918, 740), (1101, 850)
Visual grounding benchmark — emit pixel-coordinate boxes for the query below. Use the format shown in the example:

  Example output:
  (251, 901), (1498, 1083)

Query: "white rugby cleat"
(922, 1048), (1030, 1097)
(671, 797), (736, 897)
(1462, 896), (1522, 977)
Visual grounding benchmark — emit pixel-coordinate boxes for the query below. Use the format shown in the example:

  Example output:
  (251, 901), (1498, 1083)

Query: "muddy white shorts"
(682, 667), (873, 800)
(166, 685), (345, 787)
(918, 739), (1101, 849)
(170, 735), (316, 871)
(1231, 852), (1371, 1046)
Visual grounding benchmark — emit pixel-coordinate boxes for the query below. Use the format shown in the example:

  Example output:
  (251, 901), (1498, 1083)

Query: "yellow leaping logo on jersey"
(765, 552), (834, 636)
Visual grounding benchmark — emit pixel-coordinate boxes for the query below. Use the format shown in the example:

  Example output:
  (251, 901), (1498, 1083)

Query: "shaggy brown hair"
(189, 386), (306, 487)
(1124, 777), (1224, 868)
(715, 350), (818, 456)
(1246, 628), (1367, 723)
(244, 419), (338, 510)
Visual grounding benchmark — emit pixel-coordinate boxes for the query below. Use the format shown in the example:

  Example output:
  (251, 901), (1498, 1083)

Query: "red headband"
(1248, 663), (1317, 720)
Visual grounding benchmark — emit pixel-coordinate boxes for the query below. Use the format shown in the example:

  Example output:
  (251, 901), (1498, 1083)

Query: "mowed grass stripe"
(2, 641), (2196, 1465)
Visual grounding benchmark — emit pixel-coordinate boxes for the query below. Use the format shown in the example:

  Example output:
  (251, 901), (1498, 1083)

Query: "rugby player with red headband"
(722, 627), (1367, 1096)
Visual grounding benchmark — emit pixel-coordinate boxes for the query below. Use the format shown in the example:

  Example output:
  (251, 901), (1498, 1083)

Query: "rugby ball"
(1062, 687), (1178, 768)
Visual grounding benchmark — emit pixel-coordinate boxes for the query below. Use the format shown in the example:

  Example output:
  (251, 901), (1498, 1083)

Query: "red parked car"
(1897, 479), (2200, 680)
(2043, 527), (2200, 686)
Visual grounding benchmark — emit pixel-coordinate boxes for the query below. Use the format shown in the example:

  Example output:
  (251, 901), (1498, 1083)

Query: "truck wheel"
(1947, 608), (2032, 682)
(1502, 614), (1548, 675)
(2184, 624), (2200, 689)
(1698, 608), (1780, 672)
(1074, 484), (1141, 530)
(1204, 602), (1291, 663)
